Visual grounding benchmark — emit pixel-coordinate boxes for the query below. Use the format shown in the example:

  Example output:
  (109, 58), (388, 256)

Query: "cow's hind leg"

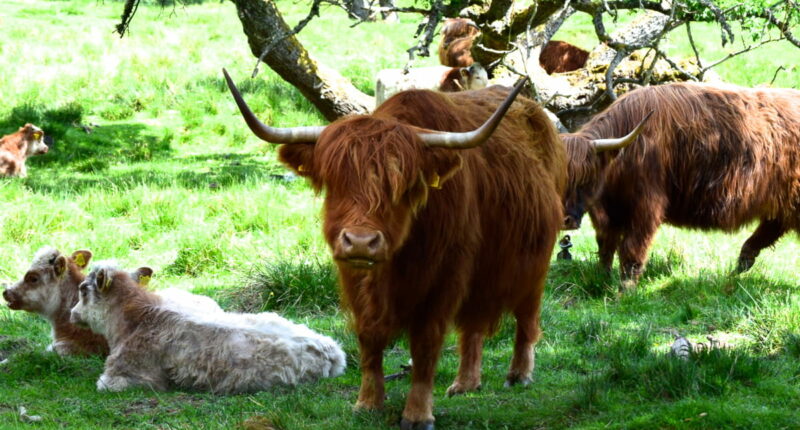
(446, 326), (485, 396)
(401, 320), (447, 430)
(736, 219), (786, 273)
(505, 279), (544, 387)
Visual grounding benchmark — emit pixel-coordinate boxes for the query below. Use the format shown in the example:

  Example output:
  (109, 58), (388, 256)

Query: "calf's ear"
(54, 255), (68, 277)
(96, 268), (113, 292)
(278, 144), (315, 178)
(71, 250), (93, 270)
(130, 267), (153, 287)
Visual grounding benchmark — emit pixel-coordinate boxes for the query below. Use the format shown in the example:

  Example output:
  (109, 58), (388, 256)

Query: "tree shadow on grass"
(2, 103), (172, 170)
(20, 152), (297, 195)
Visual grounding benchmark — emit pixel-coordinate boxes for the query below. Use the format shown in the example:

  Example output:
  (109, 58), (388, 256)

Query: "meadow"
(0, 0), (799, 428)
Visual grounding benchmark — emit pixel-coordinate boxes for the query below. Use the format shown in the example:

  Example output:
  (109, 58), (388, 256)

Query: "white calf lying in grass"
(70, 263), (346, 393)
(2, 247), (223, 357)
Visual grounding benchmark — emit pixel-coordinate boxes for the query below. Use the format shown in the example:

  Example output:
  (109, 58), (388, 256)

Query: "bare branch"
(697, 0), (735, 46)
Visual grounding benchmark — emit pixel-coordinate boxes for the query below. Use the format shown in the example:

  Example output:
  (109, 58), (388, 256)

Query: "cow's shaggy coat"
(562, 82), (800, 286)
(229, 74), (566, 428)
(438, 18), (480, 67)
(70, 264), (346, 394)
(539, 40), (589, 74)
(3, 247), (108, 356)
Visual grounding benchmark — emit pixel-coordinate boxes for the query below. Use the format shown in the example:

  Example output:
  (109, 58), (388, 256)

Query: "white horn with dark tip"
(419, 77), (528, 149)
(592, 110), (654, 152)
(223, 68), (325, 144)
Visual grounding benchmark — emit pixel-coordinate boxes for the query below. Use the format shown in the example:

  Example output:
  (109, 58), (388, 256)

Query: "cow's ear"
(96, 268), (113, 293)
(278, 144), (315, 178)
(425, 151), (464, 189)
(71, 250), (93, 270)
(459, 67), (471, 81)
(54, 255), (68, 277)
(130, 267), (153, 287)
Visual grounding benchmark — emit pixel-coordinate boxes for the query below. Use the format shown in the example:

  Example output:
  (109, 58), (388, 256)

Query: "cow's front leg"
(401, 321), (446, 430)
(589, 208), (619, 272)
(446, 329), (484, 396)
(736, 219), (785, 273)
(618, 225), (659, 291)
(355, 332), (388, 411)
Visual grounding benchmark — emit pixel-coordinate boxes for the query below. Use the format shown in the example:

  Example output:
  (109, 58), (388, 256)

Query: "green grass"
(1, 0), (799, 428)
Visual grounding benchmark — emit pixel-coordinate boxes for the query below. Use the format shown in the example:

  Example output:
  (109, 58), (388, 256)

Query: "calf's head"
(3, 247), (91, 314)
(20, 124), (49, 156)
(224, 69), (525, 270)
(560, 111), (653, 230)
(70, 264), (153, 335)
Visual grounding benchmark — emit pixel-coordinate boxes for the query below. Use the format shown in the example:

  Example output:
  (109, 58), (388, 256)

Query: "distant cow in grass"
(562, 82), (800, 288)
(539, 40), (589, 74)
(226, 69), (566, 429)
(0, 124), (49, 177)
(70, 263), (346, 393)
(438, 18), (480, 67)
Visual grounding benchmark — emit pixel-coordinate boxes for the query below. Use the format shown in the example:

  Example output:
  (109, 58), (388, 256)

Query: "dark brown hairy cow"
(562, 82), (800, 288)
(225, 69), (566, 429)
(438, 18), (480, 67)
(539, 40), (589, 74)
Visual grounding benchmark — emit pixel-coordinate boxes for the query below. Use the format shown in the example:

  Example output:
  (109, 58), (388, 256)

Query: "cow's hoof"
(504, 376), (531, 388)
(735, 257), (755, 274)
(619, 279), (637, 294)
(400, 418), (434, 430)
(446, 381), (481, 397)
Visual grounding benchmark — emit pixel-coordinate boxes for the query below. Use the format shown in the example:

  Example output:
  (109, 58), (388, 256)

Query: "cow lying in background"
(539, 40), (589, 74)
(2, 247), (223, 356)
(3, 247), (107, 356)
(70, 263), (346, 393)
(375, 63), (488, 107)
(0, 124), (49, 177)
(562, 82), (800, 288)
(438, 18), (480, 67)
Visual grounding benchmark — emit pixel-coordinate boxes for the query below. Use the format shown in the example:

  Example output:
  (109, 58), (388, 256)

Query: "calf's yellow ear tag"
(74, 253), (86, 267)
(429, 172), (441, 189)
(33, 131), (42, 140)
(139, 275), (151, 287)
(297, 165), (307, 172)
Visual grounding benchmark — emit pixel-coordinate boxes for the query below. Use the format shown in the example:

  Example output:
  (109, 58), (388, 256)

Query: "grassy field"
(1, 0), (799, 428)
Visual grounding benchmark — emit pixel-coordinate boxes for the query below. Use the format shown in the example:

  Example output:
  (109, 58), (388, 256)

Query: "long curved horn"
(592, 110), (654, 152)
(420, 77), (528, 149)
(223, 68), (325, 144)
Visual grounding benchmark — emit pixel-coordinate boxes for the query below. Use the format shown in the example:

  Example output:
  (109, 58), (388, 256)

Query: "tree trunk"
(230, 0), (374, 121)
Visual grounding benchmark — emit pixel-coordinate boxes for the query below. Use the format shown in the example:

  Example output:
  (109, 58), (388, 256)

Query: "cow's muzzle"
(336, 227), (386, 269)
(563, 215), (581, 230)
(2, 289), (22, 310)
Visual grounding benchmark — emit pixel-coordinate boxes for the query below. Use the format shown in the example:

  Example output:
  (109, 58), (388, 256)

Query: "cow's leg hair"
(589, 208), (619, 272)
(736, 219), (786, 273)
(446, 329), (484, 396)
(596, 228), (621, 273)
(401, 320), (446, 429)
(505, 288), (543, 387)
(355, 332), (388, 410)
(617, 221), (660, 290)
